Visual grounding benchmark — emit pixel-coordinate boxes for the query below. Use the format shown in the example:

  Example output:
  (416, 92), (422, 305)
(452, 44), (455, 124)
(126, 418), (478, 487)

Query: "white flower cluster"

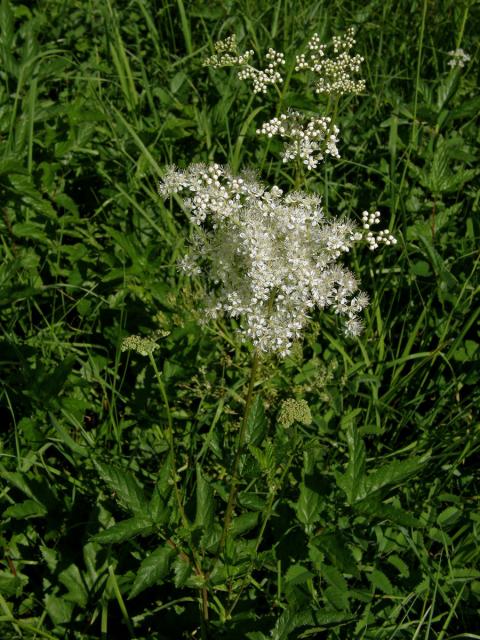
(159, 163), (379, 356)
(203, 35), (284, 94)
(362, 211), (397, 250)
(257, 111), (340, 170)
(121, 334), (159, 357)
(237, 48), (285, 94)
(295, 27), (365, 95)
(447, 48), (471, 69)
(203, 34), (254, 68)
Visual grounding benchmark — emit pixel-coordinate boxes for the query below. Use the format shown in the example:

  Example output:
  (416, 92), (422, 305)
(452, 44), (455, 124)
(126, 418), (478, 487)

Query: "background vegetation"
(0, 0), (479, 638)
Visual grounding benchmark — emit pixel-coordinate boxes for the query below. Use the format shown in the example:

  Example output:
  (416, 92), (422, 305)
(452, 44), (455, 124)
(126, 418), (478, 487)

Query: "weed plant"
(0, 1), (479, 639)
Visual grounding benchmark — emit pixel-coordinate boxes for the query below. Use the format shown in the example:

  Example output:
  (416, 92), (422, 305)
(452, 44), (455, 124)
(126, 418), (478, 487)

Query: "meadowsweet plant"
(159, 25), (394, 635)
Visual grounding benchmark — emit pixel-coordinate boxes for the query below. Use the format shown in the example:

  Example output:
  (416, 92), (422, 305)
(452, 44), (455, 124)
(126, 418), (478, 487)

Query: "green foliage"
(0, 0), (479, 638)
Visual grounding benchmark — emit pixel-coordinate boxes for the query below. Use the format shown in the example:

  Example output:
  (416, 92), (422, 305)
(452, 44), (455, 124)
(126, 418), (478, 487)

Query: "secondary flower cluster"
(257, 111), (340, 170)
(203, 34), (285, 94)
(203, 34), (254, 68)
(361, 210), (397, 250)
(159, 163), (382, 356)
(295, 27), (365, 95)
(447, 48), (471, 69)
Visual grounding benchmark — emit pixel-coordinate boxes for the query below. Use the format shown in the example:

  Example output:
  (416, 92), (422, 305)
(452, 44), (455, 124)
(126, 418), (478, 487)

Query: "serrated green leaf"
(356, 497), (421, 526)
(3, 499), (47, 519)
(322, 565), (348, 592)
(368, 569), (393, 594)
(45, 594), (74, 626)
(0, 572), (28, 597)
(336, 423), (366, 504)
(194, 465), (214, 531)
(364, 456), (425, 496)
(312, 533), (359, 576)
(285, 564), (314, 586)
(388, 555), (410, 578)
(173, 555), (192, 588)
(129, 546), (173, 599)
(230, 511), (259, 537)
(93, 517), (154, 544)
(437, 505), (462, 527)
(58, 564), (88, 606)
(296, 481), (321, 530)
(324, 585), (350, 611)
(245, 395), (267, 447)
(93, 460), (148, 515)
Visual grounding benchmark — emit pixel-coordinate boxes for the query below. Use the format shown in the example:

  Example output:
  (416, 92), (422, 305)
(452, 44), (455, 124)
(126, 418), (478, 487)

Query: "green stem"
(226, 437), (299, 617)
(217, 350), (260, 556)
(149, 354), (188, 529)
(412, 0), (428, 144)
(149, 354), (209, 634)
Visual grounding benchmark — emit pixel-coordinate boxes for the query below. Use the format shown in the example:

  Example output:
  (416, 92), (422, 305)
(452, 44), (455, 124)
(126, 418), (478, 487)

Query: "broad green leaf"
(230, 511), (259, 537)
(0, 572), (27, 597)
(335, 423), (366, 504)
(437, 505), (462, 527)
(364, 456), (426, 496)
(296, 482), (321, 529)
(93, 460), (148, 515)
(388, 555), (410, 578)
(3, 499), (47, 519)
(295, 611), (355, 636)
(129, 546), (173, 599)
(312, 534), (359, 577)
(93, 517), (154, 544)
(173, 555), (192, 588)
(45, 594), (74, 626)
(324, 585), (349, 611)
(12, 222), (49, 243)
(238, 492), (266, 511)
(356, 497), (421, 526)
(149, 463), (172, 524)
(368, 569), (393, 594)
(194, 465), (214, 531)
(285, 564), (314, 587)
(322, 565), (348, 592)
(58, 564), (88, 607)
(245, 395), (267, 447)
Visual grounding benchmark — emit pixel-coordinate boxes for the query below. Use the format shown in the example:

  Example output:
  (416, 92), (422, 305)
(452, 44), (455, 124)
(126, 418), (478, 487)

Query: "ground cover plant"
(0, 0), (479, 638)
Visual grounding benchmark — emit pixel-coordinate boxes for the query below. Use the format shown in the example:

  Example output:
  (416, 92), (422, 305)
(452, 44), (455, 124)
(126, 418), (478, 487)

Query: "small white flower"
(447, 48), (471, 69)
(257, 111), (340, 170)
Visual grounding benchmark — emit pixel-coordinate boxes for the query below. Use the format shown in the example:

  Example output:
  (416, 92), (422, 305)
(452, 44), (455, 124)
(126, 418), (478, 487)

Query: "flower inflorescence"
(257, 111), (340, 170)
(361, 211), (397, 250)
(158, 163), (389, 356)
(203, 35), (284, 94)
(203, 34), (254, 68)
(447, 48), (471, 69)
(295, 27), (365, 95)
(278, 398), (312, 428)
